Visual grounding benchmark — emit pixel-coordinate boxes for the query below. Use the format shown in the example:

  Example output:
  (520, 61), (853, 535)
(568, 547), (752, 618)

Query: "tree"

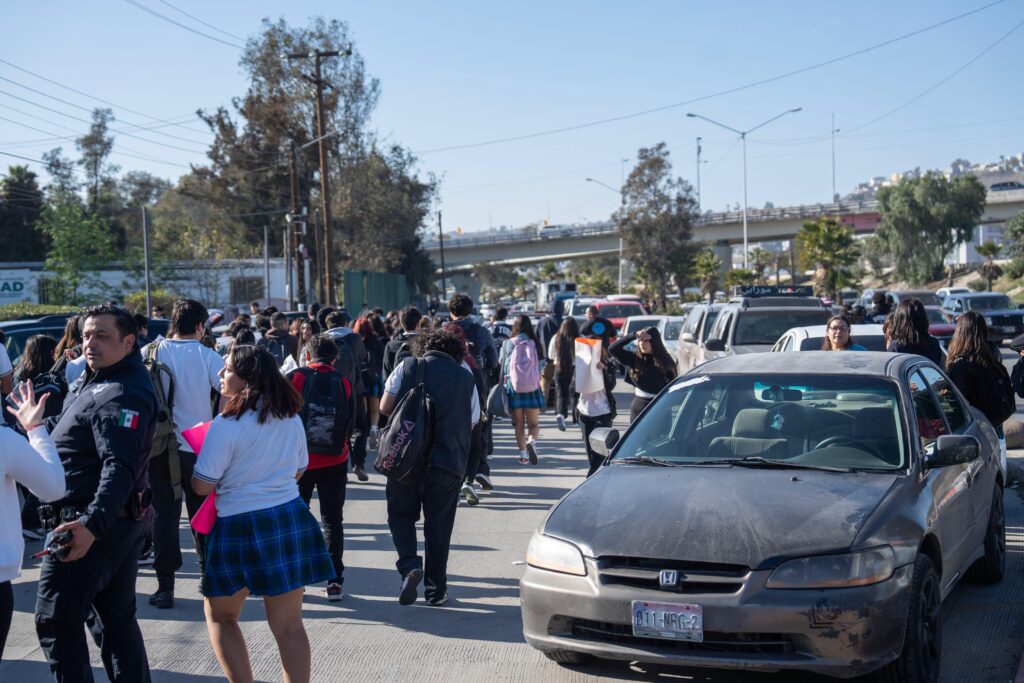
(747, 247), (773, 285)
(76, 108), (119, 214)
(724, 268), (756, 288)
(474, 262), (518, 300)
(1, 165), (47, 261)
(975, 241), (1003, 291)
(615, 143), (698, 307)
(1004, 210), (1024, 257)
(860, 234), (889, 279)
(37, 199), (114, 304)
(573, 256), (618, 296)
(692, 248), (722, 300)
(798, 218), (860, 300)
(876, 172), (986, 285)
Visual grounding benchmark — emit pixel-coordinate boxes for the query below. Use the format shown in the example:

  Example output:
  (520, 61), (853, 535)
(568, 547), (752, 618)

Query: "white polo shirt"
(153, 338), (225, 452)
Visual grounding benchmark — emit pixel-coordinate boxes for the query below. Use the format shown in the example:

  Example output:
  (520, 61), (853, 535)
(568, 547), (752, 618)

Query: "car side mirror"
(681, 332), (696, 343)
(925, 434), (980, 470)
(704, 338), (726, 352)
(588, 427), (620, 457)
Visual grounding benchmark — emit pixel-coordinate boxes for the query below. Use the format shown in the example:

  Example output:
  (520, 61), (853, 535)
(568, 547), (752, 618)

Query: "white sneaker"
(325, 582), (344, 602)
(526, 438), (539, 465)
(461, 483), (480, 506)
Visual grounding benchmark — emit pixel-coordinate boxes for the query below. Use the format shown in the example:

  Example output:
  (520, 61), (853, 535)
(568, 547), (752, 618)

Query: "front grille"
(568, 619), (799, 658)
(598, 556), (750, 595)
(989, 315), (1023, 328)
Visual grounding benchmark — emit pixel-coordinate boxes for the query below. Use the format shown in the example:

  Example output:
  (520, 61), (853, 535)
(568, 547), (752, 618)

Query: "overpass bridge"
(424, 189), (1024, 271)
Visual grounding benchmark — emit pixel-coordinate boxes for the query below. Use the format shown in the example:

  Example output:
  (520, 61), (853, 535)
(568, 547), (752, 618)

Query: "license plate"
(631, 600), (703, 642)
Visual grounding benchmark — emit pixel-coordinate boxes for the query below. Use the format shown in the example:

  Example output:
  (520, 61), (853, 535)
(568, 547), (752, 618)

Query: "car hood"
(543, 466), (897, 569)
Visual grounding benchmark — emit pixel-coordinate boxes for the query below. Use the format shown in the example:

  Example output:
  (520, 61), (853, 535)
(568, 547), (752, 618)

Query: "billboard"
(0, 269), (35, 304)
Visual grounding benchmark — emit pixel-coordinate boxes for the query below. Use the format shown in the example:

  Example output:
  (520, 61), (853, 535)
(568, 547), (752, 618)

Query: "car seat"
(708, 408), (790, 459)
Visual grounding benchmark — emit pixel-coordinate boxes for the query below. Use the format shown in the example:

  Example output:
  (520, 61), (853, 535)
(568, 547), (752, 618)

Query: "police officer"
(35, 305), (157, 682)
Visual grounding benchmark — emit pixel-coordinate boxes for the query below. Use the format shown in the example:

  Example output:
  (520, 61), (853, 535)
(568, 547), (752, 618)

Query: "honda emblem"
(659, 570), (679, 588)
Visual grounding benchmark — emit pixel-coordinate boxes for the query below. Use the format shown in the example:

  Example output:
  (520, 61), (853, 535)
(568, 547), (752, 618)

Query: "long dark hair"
(221, 345), (302, 423)
(554, 317), (580, 369)
(54, 315), (82, 357)
(946, 311), (1001, 371)
(820, 315), (856, 351)
(888, 300), (926, 347)
(18, 334), (58, 381)
(633, 326), (677, 384)
(511, 314), (543, 356)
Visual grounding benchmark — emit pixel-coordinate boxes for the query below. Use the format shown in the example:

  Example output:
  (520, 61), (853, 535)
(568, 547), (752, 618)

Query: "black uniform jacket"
(47, 351), (157, 539)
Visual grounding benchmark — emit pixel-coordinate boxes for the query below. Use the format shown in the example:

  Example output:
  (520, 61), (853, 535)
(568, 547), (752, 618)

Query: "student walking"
(192, 345), (332, 683)
(887, 299), (942, 363)
(548, 316), (580, 431)
(499, 315), (545, 464)
(576, 346), (617, 477)
(381, 328), (477, 606)
(609, 326), (677, 423)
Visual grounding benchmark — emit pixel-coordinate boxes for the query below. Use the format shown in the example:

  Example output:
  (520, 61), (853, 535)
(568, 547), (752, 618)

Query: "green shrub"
(0, 303), (81, 322)
(1006, 257), (1024, 280)
(122, 289), (180, 315)
(967, 278), (988, 292)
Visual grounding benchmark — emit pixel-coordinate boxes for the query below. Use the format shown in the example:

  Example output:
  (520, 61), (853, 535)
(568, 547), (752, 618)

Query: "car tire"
(876, 554), (941, 683)
(966, 485), (1005, 585)
(543, 649), (594, 665)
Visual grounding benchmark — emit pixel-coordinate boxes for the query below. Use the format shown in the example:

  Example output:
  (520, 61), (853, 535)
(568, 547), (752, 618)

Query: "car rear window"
(612, 374), (905, 471)
(623, 319), (653, 335)
(733, 311), (830, 345)
(664, 321), (684, 340)
(966, 295), (1012, 311)
(597, 304), (645, 318)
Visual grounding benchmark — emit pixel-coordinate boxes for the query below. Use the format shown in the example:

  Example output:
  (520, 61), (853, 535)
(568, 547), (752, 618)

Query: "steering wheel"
(812, 435), (885, 460)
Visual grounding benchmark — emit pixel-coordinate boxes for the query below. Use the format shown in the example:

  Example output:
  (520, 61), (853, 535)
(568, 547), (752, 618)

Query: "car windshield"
(598, 304), (645, 318)
(966, 295), (1012, 311)
(664, 321), (684, 340)
(896, 292), (941, 306)
(623, 319), (655, 335)
(733, 311), (830, 345)
(611, 374), (906, 471)
(798, 334), (888, 351)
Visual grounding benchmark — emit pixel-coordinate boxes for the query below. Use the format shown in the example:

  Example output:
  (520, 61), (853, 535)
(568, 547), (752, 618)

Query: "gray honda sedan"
(520, 352), (1004, 681)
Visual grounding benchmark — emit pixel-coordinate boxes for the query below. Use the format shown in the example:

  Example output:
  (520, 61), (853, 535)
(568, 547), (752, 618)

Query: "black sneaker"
(556, 415), (567, 432)
(474, 473), (493, 490)
(354, 466), (369, 482)
(425, 593), (448, 606)
(325, 582), (344, 602)
(399, 568), (423, 606)
(148, 588), (174, 609)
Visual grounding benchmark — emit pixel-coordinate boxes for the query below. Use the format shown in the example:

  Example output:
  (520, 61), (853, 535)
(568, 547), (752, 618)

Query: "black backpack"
(994, 362), (1017, 424)
(258, 334), (288, 366)
(374, 359), (435, 481)
(292, 366), (354, 454)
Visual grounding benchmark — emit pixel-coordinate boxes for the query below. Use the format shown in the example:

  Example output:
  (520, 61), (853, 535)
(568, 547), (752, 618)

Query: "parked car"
(888, 289), (943, 307)
(771, 323), (887, 352)
(1, 315), (169, 365)
(661, 316), (686, 357)
(924, 306), (955, 346)
(935, 286), (970, 300)
(521, 351), (1004, 681)
(990, 181), (1024, 192)
(676, 303), (725, 373)
(588, 301), (648, 332)
(941, 292), (1024, 341)
(701, 292), (831, 364)
(620, 315), (668, 337)
(615, 315), (685, 357)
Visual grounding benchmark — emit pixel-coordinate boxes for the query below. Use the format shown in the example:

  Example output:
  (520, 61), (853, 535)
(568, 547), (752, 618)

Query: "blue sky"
(2, 0), (1022, 234)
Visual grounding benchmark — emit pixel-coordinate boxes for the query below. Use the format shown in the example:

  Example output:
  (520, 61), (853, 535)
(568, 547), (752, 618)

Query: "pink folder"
(181, 422), (217, 534)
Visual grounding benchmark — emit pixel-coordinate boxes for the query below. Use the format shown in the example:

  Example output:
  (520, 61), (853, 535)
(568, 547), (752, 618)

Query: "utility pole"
(263, 224), (270, 307)
(696, 137), (703, 213)
(437, 210), (448, 299)
(289, 48), (349, 305)
(313, 207), (323, 303)
(288, 142), (307, 307)
(831, 113), (840, 203)
(141, 206), (152, 315)
(284, 227), (293, 310)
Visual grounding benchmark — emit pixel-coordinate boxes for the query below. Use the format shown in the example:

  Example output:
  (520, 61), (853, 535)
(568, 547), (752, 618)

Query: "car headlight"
(766, 546), (895, 589)
(526, 533), (587, 576)
(984, 316), (994, 326)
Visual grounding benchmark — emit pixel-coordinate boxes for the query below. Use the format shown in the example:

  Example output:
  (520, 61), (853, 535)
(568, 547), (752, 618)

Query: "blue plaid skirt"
(203, 496), (333, 598)
(506, 386), (545, 410)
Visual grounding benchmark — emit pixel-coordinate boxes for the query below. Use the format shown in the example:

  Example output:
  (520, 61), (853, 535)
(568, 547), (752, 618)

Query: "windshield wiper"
(690, 456), (849, 472)
(614, 456), (679, 467)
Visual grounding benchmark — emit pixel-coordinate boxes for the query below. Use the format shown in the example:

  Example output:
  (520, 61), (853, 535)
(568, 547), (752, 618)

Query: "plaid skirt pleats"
(506, 386), (545, 410)
(203, 496), (333, 597)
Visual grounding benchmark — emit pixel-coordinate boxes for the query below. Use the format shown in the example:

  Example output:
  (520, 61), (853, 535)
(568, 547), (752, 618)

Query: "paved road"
(3, 385), (1024, 682)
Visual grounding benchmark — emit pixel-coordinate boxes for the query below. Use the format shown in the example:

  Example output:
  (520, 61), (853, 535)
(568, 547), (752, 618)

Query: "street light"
(687, 107), (802, 269)
(585, 177), (625, 294)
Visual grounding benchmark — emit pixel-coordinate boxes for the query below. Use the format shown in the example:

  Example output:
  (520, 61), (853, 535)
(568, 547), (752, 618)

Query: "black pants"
(149, 449), (207, 580)
(386, 466), (462, 600)
(554, 371), (573, 418)
(630, 395), (654, 423)
(0, 580), (11, 661)
(464, 422), (484, 483)
(298, 464), (347, 585)
(36, 516), (151, 682)
(350, 397), (369, 470)
(580, 412), (614, 476)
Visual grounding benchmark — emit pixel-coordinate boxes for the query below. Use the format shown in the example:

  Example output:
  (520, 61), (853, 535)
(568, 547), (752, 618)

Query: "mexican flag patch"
(117, 409), (140, 429)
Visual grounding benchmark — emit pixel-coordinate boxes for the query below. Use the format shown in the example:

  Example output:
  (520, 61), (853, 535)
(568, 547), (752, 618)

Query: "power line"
(121, 0), (244, 49)
(413, 0), (1008, 155)
(156, 0), (246, 42)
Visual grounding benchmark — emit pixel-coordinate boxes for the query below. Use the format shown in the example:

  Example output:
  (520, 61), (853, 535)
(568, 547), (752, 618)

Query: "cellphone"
(34, 530), (72, 560)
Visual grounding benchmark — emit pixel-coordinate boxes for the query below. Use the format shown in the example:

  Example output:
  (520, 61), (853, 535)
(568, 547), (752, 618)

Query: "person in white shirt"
(576, 339), (615, 477)
(0, 343), (13, 396)
(1, 382), (67, 659)
(147, 299), (225, 609)
(192, 344), (331, 683)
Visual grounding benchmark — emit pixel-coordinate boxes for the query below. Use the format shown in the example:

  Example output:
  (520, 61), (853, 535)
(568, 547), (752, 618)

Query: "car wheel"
(876, 554), (941, 683)
(966, 485), (1005, 584)
(543, 649), (594, 665)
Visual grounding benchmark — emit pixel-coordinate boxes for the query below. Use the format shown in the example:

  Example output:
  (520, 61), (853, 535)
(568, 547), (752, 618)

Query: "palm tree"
(798, 218), (860, 301)
(976, 241), (1003, 291)
(692, 249), (723, 300)
(747, 247), (773, 285)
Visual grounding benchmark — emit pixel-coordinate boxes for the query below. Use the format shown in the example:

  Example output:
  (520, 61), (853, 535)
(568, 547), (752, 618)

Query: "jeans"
(297, 464), (348, 585)
(149, 449), (207, 580)
(554, 370), (573, 418)
(0, 580), (11, 660)
(580, 412), (614, 476)
(35, 516), (151, 682)
(386, 466), (462, 600)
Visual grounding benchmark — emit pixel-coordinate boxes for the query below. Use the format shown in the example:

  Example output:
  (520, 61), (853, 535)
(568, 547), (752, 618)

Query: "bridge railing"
(422, 199), (881, 249)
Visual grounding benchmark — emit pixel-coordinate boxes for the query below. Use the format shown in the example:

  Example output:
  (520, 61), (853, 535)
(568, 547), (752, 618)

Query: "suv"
(702, 291), (831, 363)
(676, 303), (725, 373)
(941, 292), (1024, 341)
